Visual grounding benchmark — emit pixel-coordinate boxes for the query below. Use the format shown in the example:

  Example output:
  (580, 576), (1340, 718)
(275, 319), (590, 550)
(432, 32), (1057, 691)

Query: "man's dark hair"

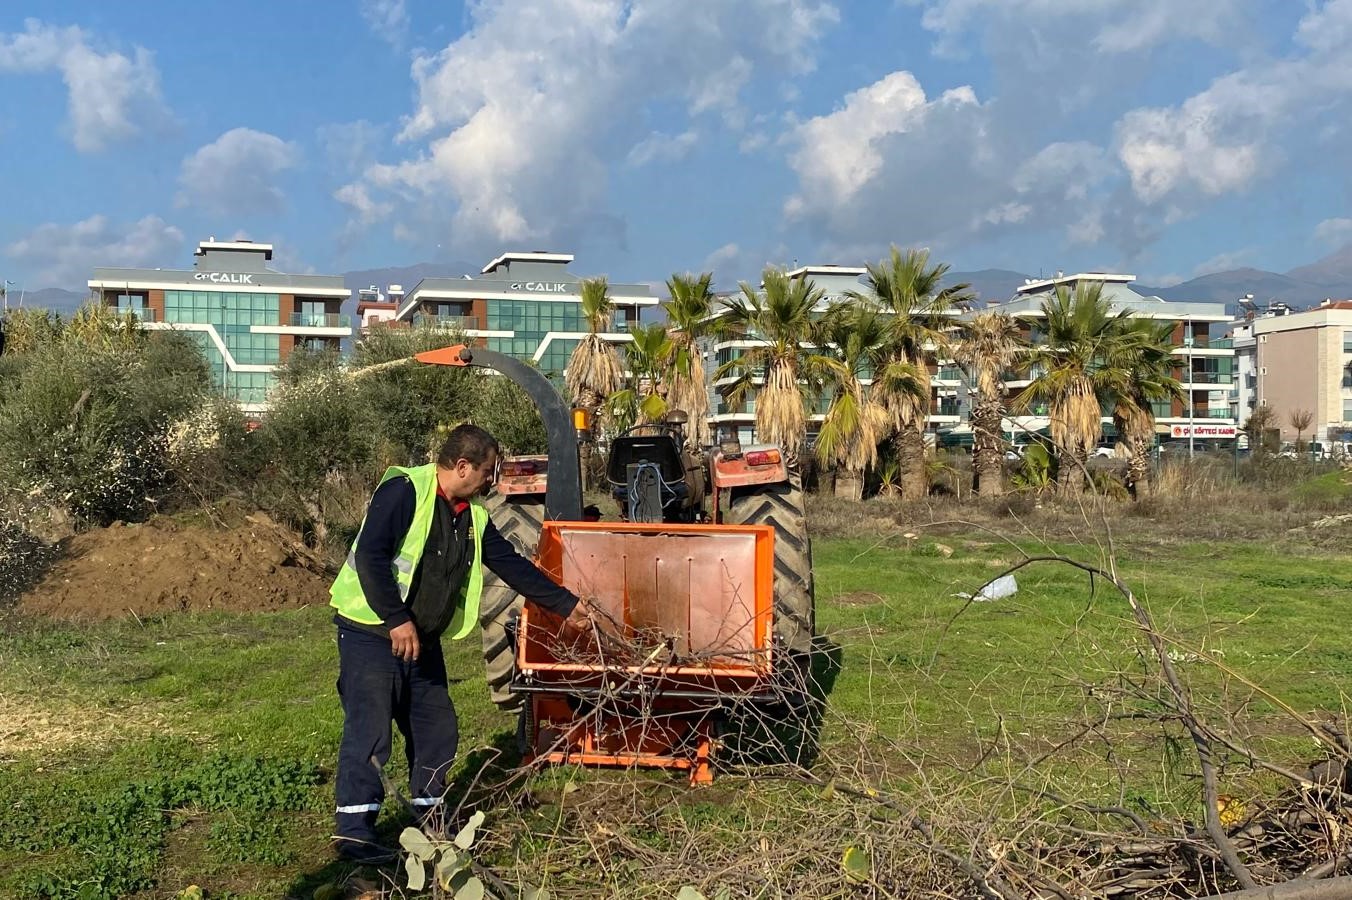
(437, 424), (500, 467)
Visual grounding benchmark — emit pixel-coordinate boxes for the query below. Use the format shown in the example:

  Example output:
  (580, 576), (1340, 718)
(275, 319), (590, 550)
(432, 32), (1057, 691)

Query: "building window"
(1344, 331), (1352, 353)
(297, 300), (330, 327)
(1345, 399), (1352, 423)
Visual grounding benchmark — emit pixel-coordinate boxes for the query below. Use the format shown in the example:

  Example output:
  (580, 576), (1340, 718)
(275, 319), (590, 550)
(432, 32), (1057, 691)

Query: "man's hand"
(564, 597), (619, 638)
(389, 621), (420, 662)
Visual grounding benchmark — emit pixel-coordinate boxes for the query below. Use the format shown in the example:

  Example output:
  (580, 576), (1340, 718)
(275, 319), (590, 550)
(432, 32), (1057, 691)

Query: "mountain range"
(10, 243), (1352, 318)
(951, 242), (1352, 311)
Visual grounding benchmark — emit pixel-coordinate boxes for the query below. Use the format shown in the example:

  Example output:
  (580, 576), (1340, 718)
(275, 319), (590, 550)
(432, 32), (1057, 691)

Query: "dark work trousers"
(334, 623), (459, 841)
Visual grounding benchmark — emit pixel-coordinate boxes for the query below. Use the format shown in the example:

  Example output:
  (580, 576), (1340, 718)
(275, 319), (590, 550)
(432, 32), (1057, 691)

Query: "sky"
(1, 0), (1351, 293)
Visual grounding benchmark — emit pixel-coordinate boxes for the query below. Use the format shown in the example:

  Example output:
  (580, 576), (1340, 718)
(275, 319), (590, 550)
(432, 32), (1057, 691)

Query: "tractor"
(416, 344), (816, 781)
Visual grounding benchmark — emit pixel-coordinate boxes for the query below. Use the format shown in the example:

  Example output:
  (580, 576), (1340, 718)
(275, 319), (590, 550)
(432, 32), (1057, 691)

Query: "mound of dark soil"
(17, 514), (333, 621)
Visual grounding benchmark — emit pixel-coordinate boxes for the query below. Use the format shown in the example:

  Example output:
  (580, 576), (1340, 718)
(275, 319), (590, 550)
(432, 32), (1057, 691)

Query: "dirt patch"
(0, 690), (176, 758)
(17, 514), (332, 621)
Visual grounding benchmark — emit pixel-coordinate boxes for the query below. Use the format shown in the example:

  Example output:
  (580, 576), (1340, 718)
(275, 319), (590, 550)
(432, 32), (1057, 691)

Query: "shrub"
(0, 331), (212, 528)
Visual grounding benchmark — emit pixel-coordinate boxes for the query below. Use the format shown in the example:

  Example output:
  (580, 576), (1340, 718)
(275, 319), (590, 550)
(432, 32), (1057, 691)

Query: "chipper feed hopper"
(415, 344), (814, 782)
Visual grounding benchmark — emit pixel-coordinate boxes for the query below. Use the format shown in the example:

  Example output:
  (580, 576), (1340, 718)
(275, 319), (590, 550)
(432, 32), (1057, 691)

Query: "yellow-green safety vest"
(329, 463), (487, 640)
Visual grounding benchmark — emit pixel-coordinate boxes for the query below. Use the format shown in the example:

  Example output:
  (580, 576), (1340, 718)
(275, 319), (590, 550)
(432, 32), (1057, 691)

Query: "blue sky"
(2, 1), (1350, 293)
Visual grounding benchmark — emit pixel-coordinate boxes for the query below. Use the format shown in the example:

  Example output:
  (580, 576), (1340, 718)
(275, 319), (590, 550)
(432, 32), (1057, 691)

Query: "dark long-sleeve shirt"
(351, 477), (578, 631)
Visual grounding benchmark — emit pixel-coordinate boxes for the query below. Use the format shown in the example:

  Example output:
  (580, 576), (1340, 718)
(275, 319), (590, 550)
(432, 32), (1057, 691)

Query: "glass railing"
(936, 367), (963, 381)
(935, 402), (961, 416)
(1183, 371), (1232, 384)
(115, 306), (154, 322)
(289, 312), (351, 328)
(413, 314), (477, 330)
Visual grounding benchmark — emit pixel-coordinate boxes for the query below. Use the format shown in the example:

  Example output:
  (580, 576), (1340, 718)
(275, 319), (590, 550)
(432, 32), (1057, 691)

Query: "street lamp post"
(1184, 321), (1195, 458)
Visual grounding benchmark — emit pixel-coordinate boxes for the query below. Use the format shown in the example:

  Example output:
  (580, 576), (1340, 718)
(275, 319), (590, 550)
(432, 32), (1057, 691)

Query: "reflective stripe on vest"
(328, 463), (487, 640)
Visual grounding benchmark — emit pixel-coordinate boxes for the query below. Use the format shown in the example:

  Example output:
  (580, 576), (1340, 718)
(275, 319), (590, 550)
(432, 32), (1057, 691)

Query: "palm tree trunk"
(971, 397), (1004, 497)
(896, 426), (928, 501)
(1125, 410), (1155, 499)
(578, 388), (601, 491)
(833, 466), (864, 500)
(1057, 448), (1087, 493)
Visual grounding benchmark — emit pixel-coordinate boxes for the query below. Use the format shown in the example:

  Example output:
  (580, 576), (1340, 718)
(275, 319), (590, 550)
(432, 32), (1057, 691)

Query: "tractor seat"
(606, 434), (687, 485)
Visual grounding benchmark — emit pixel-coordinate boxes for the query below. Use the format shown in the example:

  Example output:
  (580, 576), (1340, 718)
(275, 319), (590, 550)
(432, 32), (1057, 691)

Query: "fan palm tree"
(813, 306), (909, 500)
(714, 267), (832, 461)
(954, 311), (1025, 497)
(1106, 319), (1183, 499)
(1015, 282), (1132, 494)
(565, 276), (624, 486)
(608, 322), (674, 433)
(663, 271), (716, 450)
(851, 247), (971, 501)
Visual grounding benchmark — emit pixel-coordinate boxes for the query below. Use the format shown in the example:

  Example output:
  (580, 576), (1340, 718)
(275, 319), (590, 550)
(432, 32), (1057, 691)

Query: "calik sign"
(194, 272), (256, 284)
(509, 281), (568, 293)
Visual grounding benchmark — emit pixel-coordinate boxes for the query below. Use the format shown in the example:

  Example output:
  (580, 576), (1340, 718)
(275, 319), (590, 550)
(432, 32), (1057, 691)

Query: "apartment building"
(355, 283), (403, 330)
(89, 239), (353, 412)
(1252, 299), (1352, 442)
(994, 273), (1236, 445)
(702, 264), (970, 447)
(391, 252), (656, 373)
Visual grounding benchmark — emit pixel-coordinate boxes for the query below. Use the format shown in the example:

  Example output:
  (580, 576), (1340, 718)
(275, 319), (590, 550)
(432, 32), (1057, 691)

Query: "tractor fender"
(710, 444), (789, 489)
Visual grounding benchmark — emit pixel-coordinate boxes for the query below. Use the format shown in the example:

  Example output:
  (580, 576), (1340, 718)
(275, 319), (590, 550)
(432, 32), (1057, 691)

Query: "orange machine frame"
(515, 520), (777, 784)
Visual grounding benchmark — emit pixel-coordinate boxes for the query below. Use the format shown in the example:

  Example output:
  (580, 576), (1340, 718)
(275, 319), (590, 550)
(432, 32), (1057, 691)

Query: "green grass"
(2, 530), (1350, 897)
(1290, 468), (1352, 506)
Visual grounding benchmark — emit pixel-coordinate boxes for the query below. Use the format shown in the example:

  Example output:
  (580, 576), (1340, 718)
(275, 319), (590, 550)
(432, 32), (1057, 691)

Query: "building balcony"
(1179, 371), (1232, 386)
(112, 305), (155, 322)
(414, 313), (479, 331)
(289, 312), (352, 328)
(250, 312), (353, 336)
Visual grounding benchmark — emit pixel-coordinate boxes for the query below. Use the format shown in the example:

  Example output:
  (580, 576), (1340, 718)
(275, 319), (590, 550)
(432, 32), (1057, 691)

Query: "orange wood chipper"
(416, 344), (815, 783)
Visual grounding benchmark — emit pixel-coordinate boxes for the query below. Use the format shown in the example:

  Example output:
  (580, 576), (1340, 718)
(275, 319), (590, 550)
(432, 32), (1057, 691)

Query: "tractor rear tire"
(479, 493), (546, 711)
(725, 469), (815, 654)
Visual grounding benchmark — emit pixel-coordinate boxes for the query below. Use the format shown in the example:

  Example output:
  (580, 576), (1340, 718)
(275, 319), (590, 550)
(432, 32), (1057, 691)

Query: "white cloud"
(1314, 217), (1352, 247)
(704, 242), (742, 270)
(0, 18), (170, 152)
(317, 120), (386, 175)
(1114, 1), (1352, 207)
(361, 0), (409, 47)
(7, 214), (183, 288)
(626, 130), (699, 167)
(334, 183), (393, 225)
(782, 68), (1124, 260)
(911, 0), (1250, 54)
(345, 0), (838, 258)
(176, 128), (301, 215)
(1191, 248), (1254, 277)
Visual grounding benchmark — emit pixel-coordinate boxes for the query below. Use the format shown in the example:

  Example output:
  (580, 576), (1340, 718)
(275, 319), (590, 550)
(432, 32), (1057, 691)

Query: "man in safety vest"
(328, 423), (591, 863)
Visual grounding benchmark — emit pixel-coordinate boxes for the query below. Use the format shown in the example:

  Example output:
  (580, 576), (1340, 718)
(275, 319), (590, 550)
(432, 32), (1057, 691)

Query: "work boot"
(334, 836), (397, 865)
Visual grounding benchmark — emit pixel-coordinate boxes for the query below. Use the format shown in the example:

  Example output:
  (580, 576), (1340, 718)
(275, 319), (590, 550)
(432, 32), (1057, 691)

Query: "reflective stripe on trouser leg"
(334, 626), (397, 840)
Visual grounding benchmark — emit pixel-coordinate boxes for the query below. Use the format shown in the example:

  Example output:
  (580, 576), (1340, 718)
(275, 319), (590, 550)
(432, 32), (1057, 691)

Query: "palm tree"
(851, 247), (971, 501)
(1107, 319), (1183, 498)
(608, 322), (674, 433)
(954, 311), (1024, 497)
(1016, 282), (1132, 494)
(663, 272), (716, 450)
(714, 267), (832, 461)
(813, 307), (904, 500)
(565, 276), (624, 486)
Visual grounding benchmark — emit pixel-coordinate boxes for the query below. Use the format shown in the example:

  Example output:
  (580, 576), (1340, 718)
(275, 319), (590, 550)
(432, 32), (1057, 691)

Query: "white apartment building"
(994, 273), (1236, 445)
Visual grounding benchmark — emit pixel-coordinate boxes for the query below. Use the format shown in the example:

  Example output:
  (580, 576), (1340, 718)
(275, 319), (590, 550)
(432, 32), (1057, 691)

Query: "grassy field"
(2, 500), (1351, 898)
